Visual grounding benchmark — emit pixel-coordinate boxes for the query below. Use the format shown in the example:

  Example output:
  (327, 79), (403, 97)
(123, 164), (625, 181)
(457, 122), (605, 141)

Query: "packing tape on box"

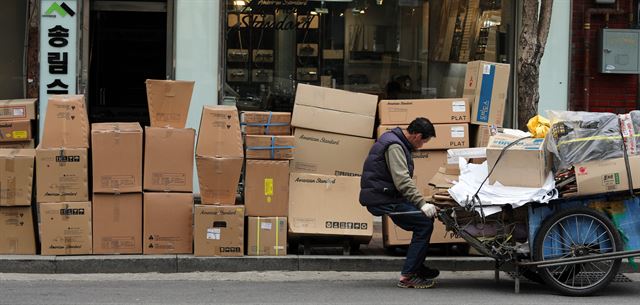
(245, 136), (294, 159)
(275, 216), (279, 256)
(256, 216), (261, 255)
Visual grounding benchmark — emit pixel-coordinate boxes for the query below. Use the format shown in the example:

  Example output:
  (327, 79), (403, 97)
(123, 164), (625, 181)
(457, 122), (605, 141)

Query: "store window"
(222, 0), (514, 112)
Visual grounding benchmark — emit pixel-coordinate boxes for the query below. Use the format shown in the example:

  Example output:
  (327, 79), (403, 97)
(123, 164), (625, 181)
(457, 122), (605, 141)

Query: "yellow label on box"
(264, 178), (273, 196)
(12, 131), (28, 139)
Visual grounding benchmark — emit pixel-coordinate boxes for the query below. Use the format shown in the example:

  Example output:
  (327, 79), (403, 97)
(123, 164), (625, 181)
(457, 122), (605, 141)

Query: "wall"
(538, 0), (570, 115)
(175, 0), (220, 195)
(570, 0), (637, 113)
(0, 0), (27, 99)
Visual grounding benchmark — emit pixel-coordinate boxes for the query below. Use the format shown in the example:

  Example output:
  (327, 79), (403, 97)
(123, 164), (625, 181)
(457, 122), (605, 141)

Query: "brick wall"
(570, 0), (638, 113)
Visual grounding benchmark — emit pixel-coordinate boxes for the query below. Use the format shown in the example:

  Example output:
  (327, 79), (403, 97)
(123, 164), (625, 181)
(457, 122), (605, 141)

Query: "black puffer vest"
(359, 127), (414, 206)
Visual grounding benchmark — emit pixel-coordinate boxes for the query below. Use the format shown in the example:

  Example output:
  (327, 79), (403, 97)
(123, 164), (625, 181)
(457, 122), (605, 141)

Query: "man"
(359, 117), (439, 289)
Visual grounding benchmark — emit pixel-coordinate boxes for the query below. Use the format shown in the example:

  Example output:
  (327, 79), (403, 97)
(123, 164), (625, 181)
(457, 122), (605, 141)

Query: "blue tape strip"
(240, 122), (289, 126)
(266, 112), (273, 135)
(270, 136), (274, 159)
(476, 64), (495, 123)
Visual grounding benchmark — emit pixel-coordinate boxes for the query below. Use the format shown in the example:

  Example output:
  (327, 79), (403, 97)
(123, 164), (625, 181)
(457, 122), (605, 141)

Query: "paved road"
(1, 271), (639, 305)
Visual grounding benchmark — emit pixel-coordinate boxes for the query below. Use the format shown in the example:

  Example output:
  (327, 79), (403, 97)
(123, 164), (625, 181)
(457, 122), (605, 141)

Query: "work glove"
(420, 203), (437, 218)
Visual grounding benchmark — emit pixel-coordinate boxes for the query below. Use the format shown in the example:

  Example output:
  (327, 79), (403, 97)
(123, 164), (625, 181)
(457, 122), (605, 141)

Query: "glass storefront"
(221, 0), (514, 112)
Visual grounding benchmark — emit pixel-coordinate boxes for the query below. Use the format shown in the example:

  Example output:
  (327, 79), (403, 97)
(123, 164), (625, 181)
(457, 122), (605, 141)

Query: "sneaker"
(417, 265), (440, 279)
(397, 274), (436, 289)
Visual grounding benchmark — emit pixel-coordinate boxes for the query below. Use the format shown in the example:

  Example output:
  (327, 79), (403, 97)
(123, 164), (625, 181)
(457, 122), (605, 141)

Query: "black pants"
(367, 202), (434, 275)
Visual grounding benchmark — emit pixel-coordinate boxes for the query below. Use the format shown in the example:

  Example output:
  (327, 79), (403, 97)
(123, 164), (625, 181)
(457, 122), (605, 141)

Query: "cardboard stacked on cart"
(289, 85), (375, 240)
(0, 99), (37, 148)
(486, 134), (551, 188)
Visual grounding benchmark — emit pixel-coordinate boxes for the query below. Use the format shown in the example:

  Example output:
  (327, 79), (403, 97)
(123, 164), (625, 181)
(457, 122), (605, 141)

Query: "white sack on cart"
(448, 158), (558, 216)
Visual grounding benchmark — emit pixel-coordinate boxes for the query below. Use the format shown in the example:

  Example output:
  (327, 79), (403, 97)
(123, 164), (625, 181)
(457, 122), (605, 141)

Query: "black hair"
(407, 117), (436, 139)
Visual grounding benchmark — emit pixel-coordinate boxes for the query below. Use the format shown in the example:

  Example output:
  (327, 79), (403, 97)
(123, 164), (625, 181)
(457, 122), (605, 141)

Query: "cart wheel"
(533, 207), (622, 296)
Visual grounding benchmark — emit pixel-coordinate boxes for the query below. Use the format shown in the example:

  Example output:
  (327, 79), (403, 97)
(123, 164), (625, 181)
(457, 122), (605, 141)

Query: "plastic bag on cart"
(619, 110), (640, 155)
(545, 110), (623, 170)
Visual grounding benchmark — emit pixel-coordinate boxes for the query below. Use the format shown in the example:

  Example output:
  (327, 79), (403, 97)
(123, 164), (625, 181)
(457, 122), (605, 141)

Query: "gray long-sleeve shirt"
(384, 144), (427, 209)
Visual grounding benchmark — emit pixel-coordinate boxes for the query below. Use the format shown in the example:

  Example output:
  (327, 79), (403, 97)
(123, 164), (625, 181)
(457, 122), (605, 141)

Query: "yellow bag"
(527, 115), (550, 138)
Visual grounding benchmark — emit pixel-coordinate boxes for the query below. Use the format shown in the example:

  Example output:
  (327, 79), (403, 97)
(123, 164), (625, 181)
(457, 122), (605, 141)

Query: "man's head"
(403, 117), (436, 149)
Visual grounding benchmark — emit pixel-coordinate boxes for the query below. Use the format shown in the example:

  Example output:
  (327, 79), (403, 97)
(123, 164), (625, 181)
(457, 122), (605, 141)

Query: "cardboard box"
(0, 120), (31, 142)
(91, 123), (143, 193)
(0, 139), (35, 149)
(247, 216), (287, 256)
(92, 193), (142, 254)
(288, 173), (373, 237)
(378, 98), (470, 125)
(143, 192), (194, 254)
(0, 206), (36, 254)
(413, 151), (448, 196)
(463, 61), (510, 126)
(290, 128), (373, 177)
(292, 84), (378, 138)
(39, 201), (92, 255)
(196, 156), (243, 205)
(0, 99), (37, 121)
(486, 134), (551, 188)
(145, 80), (194, 128)
(376, 124), (469, 150)
(144, 127), (195, 192)
(36, 147), (88, 203)
(193, 205), (244, 257)
(245, 160), (289, 217)
(241, 111), (291, 135)
(245, 135), (294, 160)
(0, 149), (35, 206)
(382, 215), (464, 247)
(41, 95), (89, 148)
(196, 105), (243, 158)
(575, 156), (640, 196)
(471, 124), (491, 148)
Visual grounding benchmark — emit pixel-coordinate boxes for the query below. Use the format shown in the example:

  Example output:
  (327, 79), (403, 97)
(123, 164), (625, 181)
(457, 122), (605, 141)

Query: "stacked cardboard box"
(289, 84), (375, 241)
(142, 80), (195, 255)
(194, 105), (245, 256)
(0, 99), (37, 149)
(37, 95), (92, 255)
(242, 111), (292, 256)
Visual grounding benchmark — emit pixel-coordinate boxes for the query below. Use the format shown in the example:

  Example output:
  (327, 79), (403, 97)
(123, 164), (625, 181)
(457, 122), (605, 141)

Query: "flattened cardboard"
(145, 80), (194, 128)
(0, 206), (36, 254)
(288, 173), (373, 237)
(0, 99), (37, 121)
(382, 215), (464, 247)
(486, 134), (551, 188)
(196, 156), (243, 205)
(36, 147), (88, 203)
(196, 105), (243, 158)
(245, 160), (289, 217)
(575, 156), (640, 196)
(241, 111), (291, 135)
(92, 193), (143, 254)
(412, 151), (448, 197)
(143, 192), (194, 254)
(378, 98), (470, 125)
(245, 135), (294, 160)
(41, 95), (89, 148)
(291, 128), (373, 177)
(91, 123), (143, 193)
(0, 120), (31, 142)
(39, 201), (92, 256)
(144, 127), (195, 192)
(193, 205), (244, 257)
(0, 149), (35, 206)
(376, 124), (469, 150)
(463, 61), (510, 126)
(247, 217), (287, 256)
(0, 139), (35, 149)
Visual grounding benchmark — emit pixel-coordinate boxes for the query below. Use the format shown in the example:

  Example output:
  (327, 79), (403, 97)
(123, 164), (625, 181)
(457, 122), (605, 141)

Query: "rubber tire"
(533, 207), (622, 296)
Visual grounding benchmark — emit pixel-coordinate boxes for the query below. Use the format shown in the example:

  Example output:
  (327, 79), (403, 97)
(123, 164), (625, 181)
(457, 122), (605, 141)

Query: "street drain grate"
(506, 272), (632, 283)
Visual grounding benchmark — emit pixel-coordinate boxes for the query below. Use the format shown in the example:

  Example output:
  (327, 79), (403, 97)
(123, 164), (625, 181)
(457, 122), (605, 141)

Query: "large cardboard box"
(0, 120), (31, 142)
(196, 105), (242, 158)
(247, 216), (287, 256)
(0, 139), (35, 149)
(145, 80), (194, 128)
(463, 61), (510, 126)
(245, 135), (294, 160)
(144, 127), (195, 192)
(0, 206), (36, 254)
(245, 160), (289, 217)
(378, 98), (470, 125)
(143, 192), (193, 254)
(41, 95), (90, 148)
(0, 149), (35, 206)
(288, 173), (373, 237)
(413, 151), (448, 196)
(92, 194), (142, 254)
(91, 123), (143, 193)
(241, 111), (291, 135)
(0, 99), (37, 121)
(290, 128), (373, 177)
(486, 134), (551, 188)
(39, 201), (92, 255)
(292, 84), (378, 138)
(376, 124), (469, 150)
(36, 147), (88, 203)
(575, 156), (640, 196)
(193, 205), (244, 257)
(382, 215), (464, 247)
(196, 156), (242, 205)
